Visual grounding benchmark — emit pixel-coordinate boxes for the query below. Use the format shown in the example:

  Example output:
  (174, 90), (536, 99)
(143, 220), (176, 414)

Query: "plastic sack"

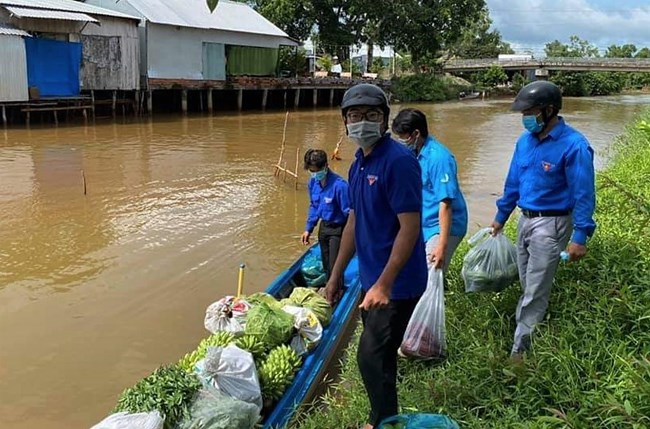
(461, 228), (518, 293)
(283, 305), (323, 356)
(196, 345), (262, 412)
(301, 252), (327, 288)
(244, 302), (295, 349)
(400, 268), (446, 360)
(204, 296), (251, 335)
(176, 387), (259, 429)
(90, 411), (163, 429)
(378, 413), (460, 429)
(285, 287), (332, 327)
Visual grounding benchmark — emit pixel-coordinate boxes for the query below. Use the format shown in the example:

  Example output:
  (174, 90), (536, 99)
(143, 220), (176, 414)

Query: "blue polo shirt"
(418, 136), (468, 241)
(349, 134), (428, 300)
(305, 170), (350, 233)
(495, 117), (596, 245)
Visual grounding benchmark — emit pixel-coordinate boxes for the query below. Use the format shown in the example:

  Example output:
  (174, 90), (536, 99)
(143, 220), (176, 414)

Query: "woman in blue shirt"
(301, 149), (350, 286)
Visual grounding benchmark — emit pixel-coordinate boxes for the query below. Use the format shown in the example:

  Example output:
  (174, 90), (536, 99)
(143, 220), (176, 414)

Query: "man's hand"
(429, 244), (446, 269)
(358, 283), (390, 310)
(324, 277), (343, 305)
(566, 242), (587, 262)
(301, 231), (311, 245)
(490, 220), (504, 236)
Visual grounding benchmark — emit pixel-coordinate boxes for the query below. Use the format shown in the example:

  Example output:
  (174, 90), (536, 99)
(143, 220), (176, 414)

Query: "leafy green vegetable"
(285, 287), (332, 327)
(244, 302), (295, 351)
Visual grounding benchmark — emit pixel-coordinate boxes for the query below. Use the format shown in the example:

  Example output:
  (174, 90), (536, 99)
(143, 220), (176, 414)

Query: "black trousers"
(318, 220), (344, 285)
(357, 298), (419, 426)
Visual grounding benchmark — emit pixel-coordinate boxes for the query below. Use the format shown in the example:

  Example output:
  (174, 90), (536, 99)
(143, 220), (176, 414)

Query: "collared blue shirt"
(418, 136), (468, 241)
(349, 134), (428, 300)
(495, 117), (597, 245)
(305, 170), (350, 233)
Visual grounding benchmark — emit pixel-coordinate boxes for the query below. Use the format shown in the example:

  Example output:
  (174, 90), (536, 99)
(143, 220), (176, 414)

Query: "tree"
(605, 44), (637, 58)
(635, 47), (650, 58)
(545, 36), (599, 58)
(476, 65), (507, 88)
(449, 6), (514, 59)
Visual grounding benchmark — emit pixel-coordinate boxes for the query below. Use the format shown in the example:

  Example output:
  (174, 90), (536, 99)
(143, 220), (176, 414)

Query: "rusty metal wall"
(0, 35), (29, 102)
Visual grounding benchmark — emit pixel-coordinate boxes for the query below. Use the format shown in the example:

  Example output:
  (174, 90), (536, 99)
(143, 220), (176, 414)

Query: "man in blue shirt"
(301, 148), (350, 287)
(324, 84), (427, 429)
(491, 81), (596, 360)
(391, 108), (468, 272)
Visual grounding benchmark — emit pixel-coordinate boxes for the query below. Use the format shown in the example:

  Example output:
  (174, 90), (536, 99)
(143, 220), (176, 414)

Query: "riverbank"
(293, 110), (650, 428)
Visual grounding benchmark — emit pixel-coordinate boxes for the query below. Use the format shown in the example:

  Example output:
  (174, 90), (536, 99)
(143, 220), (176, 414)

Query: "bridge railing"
(443, 57), (650, 70)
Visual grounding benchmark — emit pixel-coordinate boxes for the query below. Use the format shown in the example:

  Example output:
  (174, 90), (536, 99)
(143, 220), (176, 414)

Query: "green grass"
(292, 111), (650, 429)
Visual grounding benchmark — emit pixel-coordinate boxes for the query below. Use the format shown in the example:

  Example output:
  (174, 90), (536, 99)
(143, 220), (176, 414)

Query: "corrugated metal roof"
(4, 5), (99, 22)
(0, 24), (30, 36)
(0, 0), (140, 21)
(123, 0), (295, 41)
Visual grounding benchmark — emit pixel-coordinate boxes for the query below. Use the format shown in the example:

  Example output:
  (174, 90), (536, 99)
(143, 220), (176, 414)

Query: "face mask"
(347, 121), (382, 148)
(522, 114), (544, 133)
(311, 169), (327, 181)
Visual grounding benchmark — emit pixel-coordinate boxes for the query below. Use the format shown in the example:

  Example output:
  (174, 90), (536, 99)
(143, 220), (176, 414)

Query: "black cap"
(511, 80), (562, 112)
(341, 83), (390, 117)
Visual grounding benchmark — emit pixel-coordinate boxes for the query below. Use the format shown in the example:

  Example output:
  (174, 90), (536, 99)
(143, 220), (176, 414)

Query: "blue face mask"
(311, 169), (327, 181)
(522, 114), (544, 133)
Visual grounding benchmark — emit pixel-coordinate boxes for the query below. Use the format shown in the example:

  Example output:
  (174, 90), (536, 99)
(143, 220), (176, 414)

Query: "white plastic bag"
(196, 345), (263, 412)
(90, 411), (163, 429)
(282, 305), (323, 356)
(204, 296), (251, 335)
(400, 268), (446, 360)
(461, 228), (518, 293)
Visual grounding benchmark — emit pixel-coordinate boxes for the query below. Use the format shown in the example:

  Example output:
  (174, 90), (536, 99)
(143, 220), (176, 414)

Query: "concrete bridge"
(443, 57), (650, 73)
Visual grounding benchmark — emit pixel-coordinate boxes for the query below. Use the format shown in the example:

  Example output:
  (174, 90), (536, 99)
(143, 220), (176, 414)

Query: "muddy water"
(1, 94), (648, 428)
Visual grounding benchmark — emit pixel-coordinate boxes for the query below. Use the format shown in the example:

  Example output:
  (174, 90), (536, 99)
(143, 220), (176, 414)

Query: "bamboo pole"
(237, 263), (246, 297)
(274, 111), (290, 176)
(81, 170), (87, 195)
(294, 147), (300, 189)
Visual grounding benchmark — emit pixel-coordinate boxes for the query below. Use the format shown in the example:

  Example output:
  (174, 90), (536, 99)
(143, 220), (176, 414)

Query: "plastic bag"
(301, 253), (327, 288)
(282, 305), (323, 356)
(244, 302), (295, 349)
(400, 268), (446, 360)
(461, 228), (518, 293)
(378, 413), (460, 429)
(204, 296), (251, 335)
(285, 287), (332, 327)
(90, 411), (164, 429)
(196, 345), (263, 412)
(176, 387), (259, 429)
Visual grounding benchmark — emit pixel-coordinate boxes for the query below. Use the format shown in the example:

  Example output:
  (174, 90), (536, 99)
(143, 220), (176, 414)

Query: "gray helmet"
(341, 83), (390, 117)
(511, 80), (562, 112)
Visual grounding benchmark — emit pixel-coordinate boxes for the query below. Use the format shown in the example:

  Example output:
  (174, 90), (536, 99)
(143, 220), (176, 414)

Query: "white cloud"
(487, 0), (650, 56)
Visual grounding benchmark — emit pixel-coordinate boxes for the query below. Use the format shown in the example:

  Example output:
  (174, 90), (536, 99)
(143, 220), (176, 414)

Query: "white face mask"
(346, 121), (382, 148)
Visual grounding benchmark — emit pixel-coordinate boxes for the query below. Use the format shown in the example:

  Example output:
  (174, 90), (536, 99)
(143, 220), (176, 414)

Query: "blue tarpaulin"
(25, 38), (82, 97)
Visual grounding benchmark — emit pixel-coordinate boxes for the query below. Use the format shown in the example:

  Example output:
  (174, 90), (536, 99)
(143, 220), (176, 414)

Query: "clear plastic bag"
(176, 387), (259, 429)
(461, 228), (519, 293)
(400, 268), (446, 360)
(90, 411), (164, 429)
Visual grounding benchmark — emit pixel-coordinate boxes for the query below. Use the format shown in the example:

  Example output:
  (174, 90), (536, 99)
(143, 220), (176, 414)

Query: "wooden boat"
(262, 244), (361, 428)
(458, 91), (481, 100)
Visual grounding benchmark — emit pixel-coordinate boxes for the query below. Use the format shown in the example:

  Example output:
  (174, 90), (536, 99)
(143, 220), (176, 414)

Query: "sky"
(486, 0), (650, 57)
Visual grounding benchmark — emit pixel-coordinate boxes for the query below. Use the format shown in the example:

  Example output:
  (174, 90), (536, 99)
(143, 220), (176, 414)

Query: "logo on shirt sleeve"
(367, 174), (378, 186)
(541, 161), (555, 172)
(324, 197), (333, 204)
(440, 173), (450, 183)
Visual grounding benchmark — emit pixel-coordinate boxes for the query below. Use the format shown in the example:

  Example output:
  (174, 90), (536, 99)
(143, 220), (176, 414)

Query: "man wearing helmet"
(491, 80), (596, 360)
(324, 84), (428, 428)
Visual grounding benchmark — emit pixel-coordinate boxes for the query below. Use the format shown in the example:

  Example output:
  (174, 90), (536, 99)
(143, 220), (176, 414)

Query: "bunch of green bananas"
(178, 331), (235, 372)
(258, 345), (302, 401)
(234, 334), (267, 363)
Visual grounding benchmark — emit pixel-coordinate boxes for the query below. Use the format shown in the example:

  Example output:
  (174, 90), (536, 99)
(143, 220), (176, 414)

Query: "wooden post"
(112, 90), (117, 117)
(82, 107), (88, 123)
(200, 91), (204, 112)
(295, 147), (300, 189)
(181, 89), (188, 114)
(53, 110), (58, 125)
(283, 90), (287, 109)
(262, 89), (268, 110)
(207, 88), (213, 113)
(312, 89), (318, 107)
(294, 88), (301, 108)
(25, 111), (30, 127)
(329, 88), (335, 107)
(147, 90), (153, 114)
(2, 105), (7, 128)
(283, 161), (288, 182)
(81, 170), (87, 195)
(134, 90), (140, 116)
(91, 90), (96, 118)
(237, 89), (243, 111)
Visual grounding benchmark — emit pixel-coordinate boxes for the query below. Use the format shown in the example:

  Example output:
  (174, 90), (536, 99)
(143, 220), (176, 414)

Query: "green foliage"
(545, 35), (599, 58)
(550, 71), (626, 96)
(450, 6), (514, 59)
(511, 73), (529, 93)
(476, 65), (508, 88)
(316, 54), (333, 73)
(115, 364), (202, 429)
(293, 110), (650, 428)
(341, 58), (362, 76)
(605, 44), (638, 58)
(391, 74), (465, 102)
(279, 47), (308, 76)
(370, 57), (386, 74)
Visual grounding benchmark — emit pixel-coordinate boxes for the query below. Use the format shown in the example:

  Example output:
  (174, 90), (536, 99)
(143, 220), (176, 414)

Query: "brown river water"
(1, 94), (648, 428)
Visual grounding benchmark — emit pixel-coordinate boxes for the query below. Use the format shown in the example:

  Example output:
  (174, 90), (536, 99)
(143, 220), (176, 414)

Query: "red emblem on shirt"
(542, 161), (553, 172)
(367, 174), (378, 186)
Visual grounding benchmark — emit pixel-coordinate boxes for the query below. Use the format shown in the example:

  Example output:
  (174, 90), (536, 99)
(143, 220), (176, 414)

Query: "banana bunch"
(234, 334), (266, 363)
(259, 345), (302, 401)
(178, 331), (235, 372)
(638, 120), (650, 132)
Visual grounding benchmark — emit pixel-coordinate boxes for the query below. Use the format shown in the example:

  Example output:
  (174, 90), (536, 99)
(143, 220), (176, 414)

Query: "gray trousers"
(513, 215), (572, 353)
(426, 234), (464, 272)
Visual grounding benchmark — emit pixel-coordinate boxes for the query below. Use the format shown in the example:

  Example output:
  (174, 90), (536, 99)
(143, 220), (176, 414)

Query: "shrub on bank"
(293, 111), (650, 428)
(391, 74), (472, 103)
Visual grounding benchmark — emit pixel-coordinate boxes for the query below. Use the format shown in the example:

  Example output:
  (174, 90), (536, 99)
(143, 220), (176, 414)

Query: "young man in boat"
(490, 80), (596, 361)
(301, 148), (350, 289)
(324, 84), (428, 429)
(391, 108), (468, 273)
